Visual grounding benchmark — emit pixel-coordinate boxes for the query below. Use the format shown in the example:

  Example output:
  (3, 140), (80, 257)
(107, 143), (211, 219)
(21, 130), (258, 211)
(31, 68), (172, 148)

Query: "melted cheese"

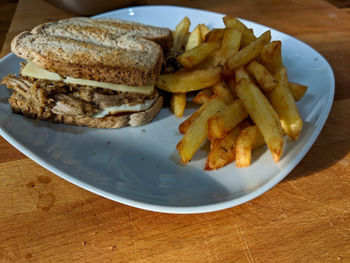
(93, 98), (157, 118)
(21, 61), (154, 95)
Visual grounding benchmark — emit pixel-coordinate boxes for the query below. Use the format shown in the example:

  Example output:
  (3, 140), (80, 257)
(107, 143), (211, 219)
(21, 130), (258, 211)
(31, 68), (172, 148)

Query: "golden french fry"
(236, 125), (265, 167)
(177, 96), (226, 163)
(156, 68), (221, 93)
(205, 126), (241, 170)
(288, 82), (308, 101)
(199, 24), (210, 41)
(170, 93), (186, 118)
(234, 66), (250, 82)
(226, 78), (238, 99)
(177, 41), (221, 68)
(202, 28), (242, 68)
(179, 103), (207, 134)
(222, 15), (256, 47)
(207, 100), (248, 139)
(260, 41), (283, 74)
(247, 61), (278, 93)
(193, 88), (213, 104)
(185, 25), (203, 51)
(235, 69), (284, 162)
(210, 83), (234, 105)
(268, 67), (303, 140)
(226, 31), (271, 71)
(221, 28), (242, 62)
(173, 17), (191, 53)
(205, 28), (225, 42)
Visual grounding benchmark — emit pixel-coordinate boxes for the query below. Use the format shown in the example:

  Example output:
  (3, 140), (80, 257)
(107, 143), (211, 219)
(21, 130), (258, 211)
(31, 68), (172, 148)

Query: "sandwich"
(2, 17), (173, 128)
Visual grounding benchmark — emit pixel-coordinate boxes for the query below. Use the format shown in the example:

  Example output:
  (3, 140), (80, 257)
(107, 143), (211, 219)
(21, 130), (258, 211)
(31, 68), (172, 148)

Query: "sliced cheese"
(64, 77), (153, 95)
(21, 61), (154, 95)
(93, 97), (157, 119)
(21, 60), (63, 81)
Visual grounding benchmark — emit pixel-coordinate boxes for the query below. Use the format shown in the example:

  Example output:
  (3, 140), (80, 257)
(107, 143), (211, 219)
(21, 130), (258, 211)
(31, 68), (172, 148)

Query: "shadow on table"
(286, 99), (350, 181)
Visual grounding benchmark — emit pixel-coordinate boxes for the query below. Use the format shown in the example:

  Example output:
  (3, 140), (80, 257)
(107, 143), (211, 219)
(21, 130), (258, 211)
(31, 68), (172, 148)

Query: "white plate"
(0, 6), (334, 214)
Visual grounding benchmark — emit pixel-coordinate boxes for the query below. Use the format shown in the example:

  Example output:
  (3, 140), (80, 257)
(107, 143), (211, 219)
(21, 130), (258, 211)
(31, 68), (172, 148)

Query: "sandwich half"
(2, 17), (173, 128)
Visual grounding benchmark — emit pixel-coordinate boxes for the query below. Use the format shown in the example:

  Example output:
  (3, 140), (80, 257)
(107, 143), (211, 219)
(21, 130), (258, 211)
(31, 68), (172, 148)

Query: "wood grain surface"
(0, 0), (349, 262)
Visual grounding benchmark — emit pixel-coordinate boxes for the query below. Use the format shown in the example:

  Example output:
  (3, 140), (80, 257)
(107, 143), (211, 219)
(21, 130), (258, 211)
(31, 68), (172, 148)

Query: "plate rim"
(0, 5), (335, 214)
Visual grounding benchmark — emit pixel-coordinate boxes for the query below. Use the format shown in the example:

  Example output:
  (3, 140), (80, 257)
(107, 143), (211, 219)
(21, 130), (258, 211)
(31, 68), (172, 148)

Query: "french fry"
(226, 78), (238, 99)
(202, 28), (242, 68)
(288, 82), (308, 101)
(172, 24), (205, 119)
(193, 88), (213, 104)
(222, 15), (256, 47)
(173, 17), (191, 53)
(236, 125), (265, 167)
(177, 41), (221, 68)
(205, 126), (241, 170)
(234, 66), (250, 82)
(260, 41), (283, 74)
(207, 100), (248, 139)
(185, 25), (203, 51)
(210, 83), (234, 105)
(170, 93), (186, 118)
(205, 28), (225, 42)
(179, 103), (207, 134)
(177, 96), (227, 163)
(221, 28), (242, 63)
(156, 68), (221, 93)
(199, 24), (210, 41)
(235, 68), (284, 162)
(226, 31), (271, 71)
(268, 67), (303, 140)
(247, 61), (278, 93)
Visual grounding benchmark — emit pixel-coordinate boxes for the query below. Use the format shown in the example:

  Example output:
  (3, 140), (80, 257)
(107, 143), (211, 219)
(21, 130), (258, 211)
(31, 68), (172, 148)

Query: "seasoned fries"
(199, 24), (210, 41)
(170, 93), (186, 118)
(268, 67), (303, 140)
(288, 82), (308, 101)
(205, 126), (241, 170)
(156, 68), (221, 93)
(225, 31), (271, 71)
(207, 100), (248, 139)
(193, 88), (213, 104)
(247, 61), (277, 93)
(177, 41), (221, 68)
(235, 69), (284, 162)
(177, 96), (226, 163)
(179, 103), (207, 134)
(210, 83), (234, 105)
(236, 125), (265, 167)
(172, 17), (191, 53)
(161, 16), (308, 169)
(205, 29), (225, 42)
(223, 15), (256, 47)
(185, 25), (203, 51)
(260, 41), (283, 74)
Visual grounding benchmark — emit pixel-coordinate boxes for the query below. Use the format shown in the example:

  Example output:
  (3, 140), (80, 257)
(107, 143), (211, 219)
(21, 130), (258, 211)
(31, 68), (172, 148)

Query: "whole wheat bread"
(11, 18), (173, 86)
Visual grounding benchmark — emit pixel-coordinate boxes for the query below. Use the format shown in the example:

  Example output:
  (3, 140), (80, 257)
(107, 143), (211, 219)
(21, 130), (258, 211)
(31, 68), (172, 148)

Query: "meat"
(2, 75), (159, 119)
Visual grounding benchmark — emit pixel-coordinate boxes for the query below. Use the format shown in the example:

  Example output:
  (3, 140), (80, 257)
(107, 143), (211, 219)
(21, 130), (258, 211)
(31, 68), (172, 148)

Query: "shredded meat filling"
(2, 75), (158, 118)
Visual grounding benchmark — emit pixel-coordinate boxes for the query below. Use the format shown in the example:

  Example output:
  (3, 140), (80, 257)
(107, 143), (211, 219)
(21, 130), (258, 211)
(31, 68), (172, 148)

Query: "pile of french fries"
(156, 16), (308, 169)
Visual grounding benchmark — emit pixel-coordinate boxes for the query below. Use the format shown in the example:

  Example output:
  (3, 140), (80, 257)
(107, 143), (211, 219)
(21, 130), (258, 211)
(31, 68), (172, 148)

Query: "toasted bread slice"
(32, 17), (173, 51)
(11, 18), (173, 86)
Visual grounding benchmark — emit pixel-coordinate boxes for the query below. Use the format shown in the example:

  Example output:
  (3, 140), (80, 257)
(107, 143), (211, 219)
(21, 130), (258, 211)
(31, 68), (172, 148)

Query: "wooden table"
(0, 0), (349, 262)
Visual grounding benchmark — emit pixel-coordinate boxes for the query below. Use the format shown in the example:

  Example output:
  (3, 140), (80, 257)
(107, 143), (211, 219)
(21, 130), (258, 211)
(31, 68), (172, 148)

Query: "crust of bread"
(9, 92), (163, 128)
